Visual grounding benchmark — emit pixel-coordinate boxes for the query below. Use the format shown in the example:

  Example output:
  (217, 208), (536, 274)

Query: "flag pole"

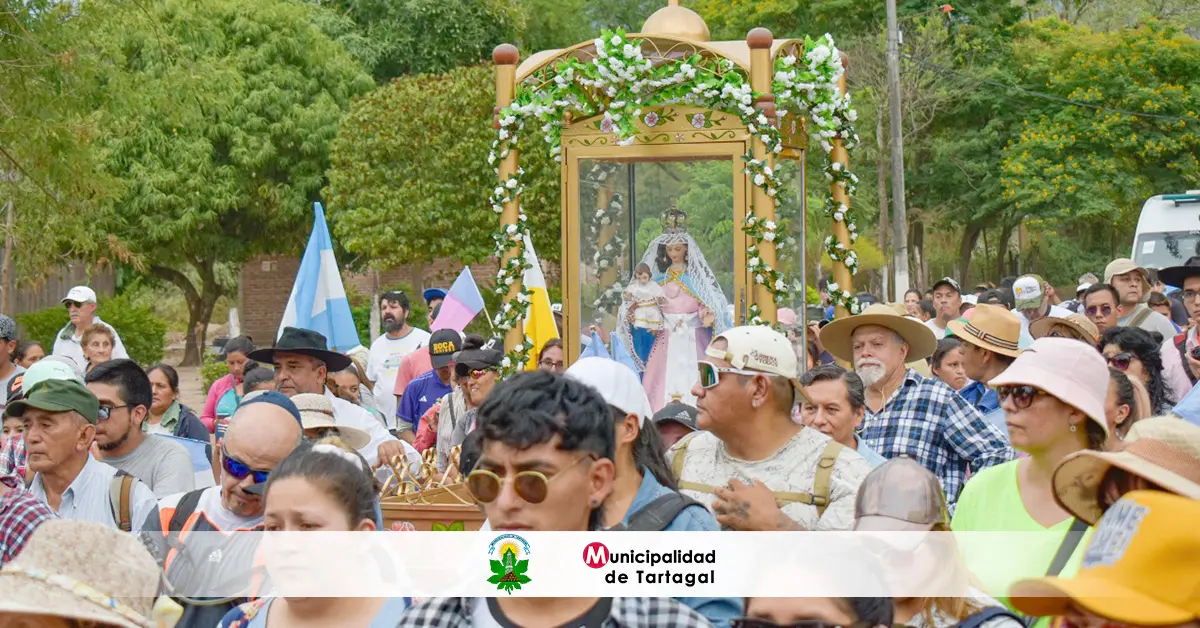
(481, 300), (497, 333)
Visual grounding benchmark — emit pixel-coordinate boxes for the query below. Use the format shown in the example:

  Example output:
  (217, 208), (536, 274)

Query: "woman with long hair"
(1099, 327), (1174, 415)
(952, 338), (1109, 615)
(219, 442), (408, 627)
(904, 289), (924, 318)
(201, 336), (256, 432)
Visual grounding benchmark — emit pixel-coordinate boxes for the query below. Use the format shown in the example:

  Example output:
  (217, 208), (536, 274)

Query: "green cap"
(5, 378), (100, 424)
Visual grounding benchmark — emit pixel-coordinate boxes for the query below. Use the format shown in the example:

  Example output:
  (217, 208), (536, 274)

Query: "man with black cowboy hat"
(820, 304), (1012, 506)
(1160, 255), (1200, 386)
(248, 327), (417, 469)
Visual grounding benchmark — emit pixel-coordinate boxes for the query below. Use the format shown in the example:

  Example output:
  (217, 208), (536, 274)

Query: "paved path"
(176, 365), (207, 411)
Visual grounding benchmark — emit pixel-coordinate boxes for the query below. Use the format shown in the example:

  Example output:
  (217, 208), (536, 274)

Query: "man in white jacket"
(52, 286), (127, 372)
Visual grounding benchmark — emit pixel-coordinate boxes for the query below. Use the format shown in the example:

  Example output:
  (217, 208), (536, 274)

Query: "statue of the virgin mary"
(618, 208), (732, 412)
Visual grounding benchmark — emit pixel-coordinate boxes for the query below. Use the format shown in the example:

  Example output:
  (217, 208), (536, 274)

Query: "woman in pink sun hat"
(951, 337), (1111, 619)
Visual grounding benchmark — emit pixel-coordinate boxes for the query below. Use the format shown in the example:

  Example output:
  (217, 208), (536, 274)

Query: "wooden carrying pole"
(830, 54), (854, 319)
(493, 44), (525, 351)
(747, 28), (778, 323)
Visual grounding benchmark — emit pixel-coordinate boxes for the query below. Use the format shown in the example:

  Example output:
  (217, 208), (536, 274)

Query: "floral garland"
(487, 29), (862, 369)
(589, 193), (628, 314)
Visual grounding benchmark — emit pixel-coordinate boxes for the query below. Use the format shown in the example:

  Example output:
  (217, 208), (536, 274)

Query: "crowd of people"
(0, 250), (1197, 628)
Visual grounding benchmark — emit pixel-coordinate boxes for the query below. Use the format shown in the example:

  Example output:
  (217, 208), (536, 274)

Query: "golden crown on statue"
(662, 206), (688, 234)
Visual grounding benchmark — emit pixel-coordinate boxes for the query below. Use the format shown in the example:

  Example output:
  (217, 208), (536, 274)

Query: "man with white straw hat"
(1051, 417), (1200, 526)
(0, 519), (163, 628)
(951, 304), (1023, 437)
(1104, 258), (1176, 340)
(820, 304), (1012, 505)
(291, 393), (371, 450)
(669, 326), (870, 531)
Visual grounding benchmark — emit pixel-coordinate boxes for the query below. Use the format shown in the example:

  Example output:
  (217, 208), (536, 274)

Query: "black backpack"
(615, 492), (703, 531)
(955, 607), (1027, 628)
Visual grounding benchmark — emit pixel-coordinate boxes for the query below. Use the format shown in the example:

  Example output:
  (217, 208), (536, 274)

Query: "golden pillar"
(493, 44), (525, 351)
(747, 27), (778, 323)
(830, 54), (854, 320)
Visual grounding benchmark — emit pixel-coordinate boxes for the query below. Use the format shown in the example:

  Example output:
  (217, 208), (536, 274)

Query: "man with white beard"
(820, 304), (1012, 507)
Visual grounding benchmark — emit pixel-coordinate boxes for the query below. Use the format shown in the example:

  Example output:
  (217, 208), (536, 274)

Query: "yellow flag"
(522, 235), (559, 370)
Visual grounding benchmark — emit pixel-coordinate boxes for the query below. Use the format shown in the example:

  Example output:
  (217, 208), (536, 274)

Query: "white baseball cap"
(22, 357), (84, 394)
(706, 325), (808, 403)
(61, 286), (97, 305)
(564, 357), (652, 425)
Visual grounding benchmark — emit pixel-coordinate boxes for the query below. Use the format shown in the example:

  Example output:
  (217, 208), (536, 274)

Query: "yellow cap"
(1010, 490), (1200, 624)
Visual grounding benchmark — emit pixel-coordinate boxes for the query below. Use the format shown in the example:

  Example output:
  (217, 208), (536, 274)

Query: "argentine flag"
(278, 203), (361, 352)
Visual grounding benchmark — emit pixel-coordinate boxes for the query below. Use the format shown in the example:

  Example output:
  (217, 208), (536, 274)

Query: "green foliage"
(15, 293), (168, 365)
(325, 65), (561, 269)
(80, 0), (373, 362)
(201, 352), (230, 392)
(316, 0), (525, 82)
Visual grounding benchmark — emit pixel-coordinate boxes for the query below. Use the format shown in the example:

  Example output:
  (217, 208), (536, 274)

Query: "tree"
(313, 0), (525, 82)
(87, 0), (373, 364)
(0, 0), (123, 290)
(325, 64), (561, 271)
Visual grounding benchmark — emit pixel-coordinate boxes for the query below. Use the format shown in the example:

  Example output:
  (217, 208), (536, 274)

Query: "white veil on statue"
(617, 220), (733, 372)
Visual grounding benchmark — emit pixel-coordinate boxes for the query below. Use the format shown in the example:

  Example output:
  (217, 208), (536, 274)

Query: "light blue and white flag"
(153, 434), (215, 489)
(579, 331), (609, 359)
(609, 332), (640, 378)
(278, 203), (361, 352)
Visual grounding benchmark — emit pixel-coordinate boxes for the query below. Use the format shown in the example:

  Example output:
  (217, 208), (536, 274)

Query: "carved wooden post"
(748, 27), (778, 323)
(493, 43), (524, 351)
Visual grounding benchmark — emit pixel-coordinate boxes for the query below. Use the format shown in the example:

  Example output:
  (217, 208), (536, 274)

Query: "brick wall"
(238, 255), (559, 347)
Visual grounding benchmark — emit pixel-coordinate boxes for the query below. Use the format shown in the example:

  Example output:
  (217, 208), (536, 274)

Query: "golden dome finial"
(640, 0), (710, 42)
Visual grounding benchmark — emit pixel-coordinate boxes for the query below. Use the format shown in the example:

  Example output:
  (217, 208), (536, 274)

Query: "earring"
(589, 499), (599, 507)
(1069, 424), (1077, 433)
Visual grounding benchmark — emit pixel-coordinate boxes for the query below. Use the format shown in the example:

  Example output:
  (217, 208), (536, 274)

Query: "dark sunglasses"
(465, 368), (496, 381)
(1105, 352), (1135, 371)
(1084, 305), (1113, 317)
(697, 360), (762, 389)
(995, 385), (1048, 409)
(732, 620), (873, 628)
(221, 445), (272, 485)
(466, 454), (591, 504)
(97, 404), (129, 421)
(63, 300), (83, 309)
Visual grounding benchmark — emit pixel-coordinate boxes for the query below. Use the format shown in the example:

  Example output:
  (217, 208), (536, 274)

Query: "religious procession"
(1, 0), (1199, 627)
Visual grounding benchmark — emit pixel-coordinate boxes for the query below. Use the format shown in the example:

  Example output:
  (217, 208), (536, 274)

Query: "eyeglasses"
(539, 359), (565, 371)
(466, 368), (497, 381)
(697, 360), (768, 389)
(1182, 289), (1199, 302)
(1105, 352), (1135, 371)
(731, 619), (873, 628)
(97, 405), (129, 421)
(1084, 305), (1113, 317)
(221, 444), (272, 485)
(466, 454), (592, 504)
(995, 385), (1049, 409)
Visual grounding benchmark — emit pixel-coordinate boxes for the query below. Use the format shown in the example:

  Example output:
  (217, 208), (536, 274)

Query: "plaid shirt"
(0, 435), (25, 480)
(861, 369), (1013, 504)
(396, 597), (712, 628)
(0, 475), (57, 565)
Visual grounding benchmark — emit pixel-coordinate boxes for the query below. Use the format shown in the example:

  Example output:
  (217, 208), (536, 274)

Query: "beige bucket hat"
(1052, 417), (1200, 525)
(947, 303), (1022, 358)
(819, 303), (939, 363)
(0, 520), (159, 628)
(1030, 313), (1100, 344)
(291, 393), (370, 450)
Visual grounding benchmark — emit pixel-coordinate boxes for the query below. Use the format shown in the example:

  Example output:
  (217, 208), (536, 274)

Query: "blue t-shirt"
(396, 370), (453, 431)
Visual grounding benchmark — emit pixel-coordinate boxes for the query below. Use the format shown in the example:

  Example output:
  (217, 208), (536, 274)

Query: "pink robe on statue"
(642, 272), (713, 413)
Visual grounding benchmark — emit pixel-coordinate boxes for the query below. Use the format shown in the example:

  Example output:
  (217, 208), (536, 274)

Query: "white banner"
(113, 531), (1096, 600)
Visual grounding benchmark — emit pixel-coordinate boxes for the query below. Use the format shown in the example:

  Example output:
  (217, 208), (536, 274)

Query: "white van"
(1132, 192), (1200, 278)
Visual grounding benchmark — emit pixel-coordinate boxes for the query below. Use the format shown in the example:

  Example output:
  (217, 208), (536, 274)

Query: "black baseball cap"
(652, 400), (698, 431)
(429, 329), (463, 369)
(932, 277), (962, 295)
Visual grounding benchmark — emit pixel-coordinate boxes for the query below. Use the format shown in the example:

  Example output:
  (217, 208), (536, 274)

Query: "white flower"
(775, 279), (786, 290)
(506, 224), (518, 235)
(753, 174), (766, 186)
(755, 275), (765, 284)
(749, 257), (761, 267)
(623, 44), (636, 57)
(764, 220), (776, 230)
(833, 211), (844, 221)
(504, 277), (514, 286)
(763, 231), (776, 242)
(827, 282), (840, 292)
(611, 35), (622, 45)
(767, 188), (777, 197)
(501, 357), (512, 369)
(506, 178), (519, 189)
(494, 187), (504, 197)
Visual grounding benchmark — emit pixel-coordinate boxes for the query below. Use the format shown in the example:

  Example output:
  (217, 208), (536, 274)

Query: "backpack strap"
(1128, 306), (1152, 329)
(1046, 518), (1089, 576)
(1176, 333), (1196, 385)
(669, 431), (700, 481)
(169, 489), (207, 533)
(108, 472), (135, 532)
(955, 606), (1027, 628)
(812, 440), (845, 518)
(620, 492), (704, 531)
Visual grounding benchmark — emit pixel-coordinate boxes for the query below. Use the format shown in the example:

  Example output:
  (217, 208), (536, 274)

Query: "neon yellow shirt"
(951, 460), (1091, 621)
